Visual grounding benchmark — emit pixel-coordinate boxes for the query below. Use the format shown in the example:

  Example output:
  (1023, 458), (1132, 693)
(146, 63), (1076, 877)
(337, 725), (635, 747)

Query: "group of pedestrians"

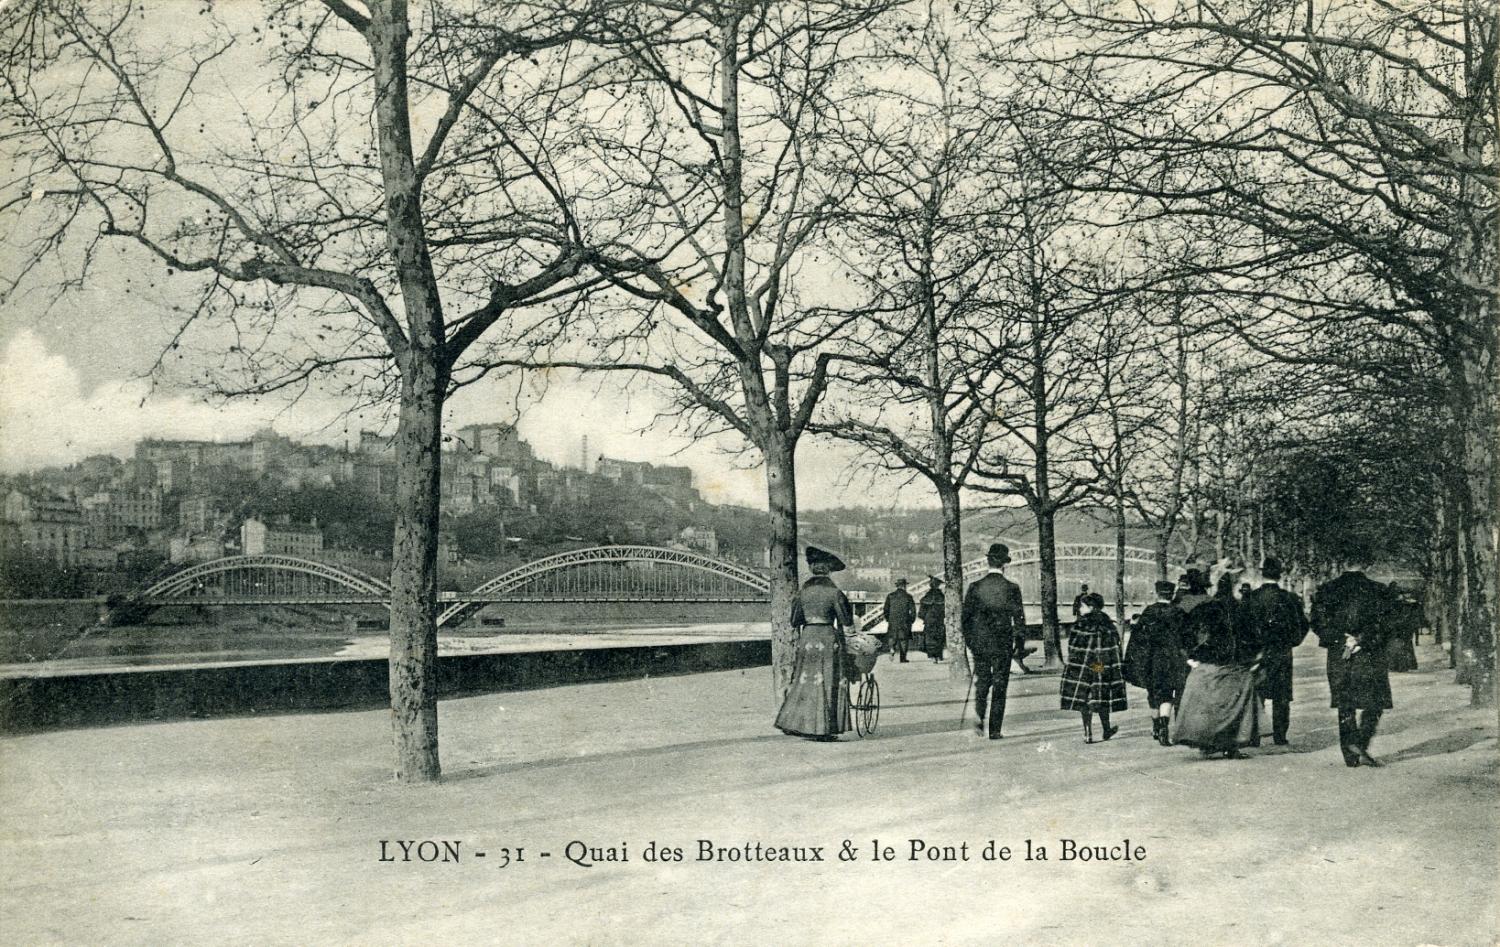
(1128, 559), (1411, 766)
(774, 542), (1418, 770)
(879, 576), (949, 663)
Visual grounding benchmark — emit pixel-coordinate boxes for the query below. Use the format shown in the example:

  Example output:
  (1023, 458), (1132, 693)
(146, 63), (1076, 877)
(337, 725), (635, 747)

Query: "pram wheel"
(853, 674), (880, 736)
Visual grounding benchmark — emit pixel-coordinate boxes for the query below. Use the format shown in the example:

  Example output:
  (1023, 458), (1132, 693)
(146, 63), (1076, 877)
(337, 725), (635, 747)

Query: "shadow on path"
(1382, 727), (1496, 764)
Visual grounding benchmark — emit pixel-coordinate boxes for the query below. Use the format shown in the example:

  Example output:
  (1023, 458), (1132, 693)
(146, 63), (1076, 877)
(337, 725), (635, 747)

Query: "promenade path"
(1, 642), (1494, 946)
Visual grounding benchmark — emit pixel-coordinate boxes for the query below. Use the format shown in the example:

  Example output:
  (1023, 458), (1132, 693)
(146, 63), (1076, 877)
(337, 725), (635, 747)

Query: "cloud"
(0, 329), (341, 471)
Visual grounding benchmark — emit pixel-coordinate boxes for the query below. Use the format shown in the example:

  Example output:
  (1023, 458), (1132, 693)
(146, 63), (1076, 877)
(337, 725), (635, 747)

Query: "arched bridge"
(961, 541), (1167, 606)
(121, 542), (1172, 631)
(119, 547), (771, 627)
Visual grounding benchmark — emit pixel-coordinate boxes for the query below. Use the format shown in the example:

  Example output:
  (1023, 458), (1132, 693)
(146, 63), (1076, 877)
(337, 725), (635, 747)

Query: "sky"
(0, 0), (941, 513)
(0, 319), (920, 511)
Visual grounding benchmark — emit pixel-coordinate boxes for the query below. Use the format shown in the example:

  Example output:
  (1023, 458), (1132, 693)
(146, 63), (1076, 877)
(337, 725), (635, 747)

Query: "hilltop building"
(240, 516), (323, 557)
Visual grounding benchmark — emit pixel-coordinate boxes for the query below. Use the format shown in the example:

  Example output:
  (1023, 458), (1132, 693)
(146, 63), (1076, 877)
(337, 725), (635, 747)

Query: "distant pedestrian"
(962, 544), (1026, 739)
(1171, 572), (1262, 759)
(1060, 592), (1127, 743)
(882, 578), (917, 663)
(1071, 583), (1090, 622)
(775, 546), (854, 742)
(918, 576), (946, 662)
(1311, 569), (1396, 767)
(1386, 582), (1421, 673)
(1237, 582), (1252, 600)
(1125, 579), (1193, 746)
(1240, 557), (1309, 746)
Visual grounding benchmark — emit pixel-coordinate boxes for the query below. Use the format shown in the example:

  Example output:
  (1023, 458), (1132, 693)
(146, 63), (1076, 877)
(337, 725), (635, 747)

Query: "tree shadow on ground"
(1381, 727), (1496, 764)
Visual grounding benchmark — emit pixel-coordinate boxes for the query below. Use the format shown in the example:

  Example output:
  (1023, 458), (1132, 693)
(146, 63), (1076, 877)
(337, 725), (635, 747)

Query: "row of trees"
(2, 0), (1492, 779)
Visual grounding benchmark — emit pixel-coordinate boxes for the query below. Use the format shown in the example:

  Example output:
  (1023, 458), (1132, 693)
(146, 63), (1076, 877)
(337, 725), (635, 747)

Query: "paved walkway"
(1, 643), (1494, 946)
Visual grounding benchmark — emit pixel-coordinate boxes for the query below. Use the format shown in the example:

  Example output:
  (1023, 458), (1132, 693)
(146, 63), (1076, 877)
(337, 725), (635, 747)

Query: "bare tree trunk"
(1456, 344), (1497, 710)
(1428, 475), (1457, 652)
(371, 0), (447, 782)
(1037, 507), (1063, 669)
(765, 433), (800, 698)
(1114, 486), (1127, 620)
(1154, 530), (1173, 583)
(937, 481), (969, 679)
(387, 365), (444, 781)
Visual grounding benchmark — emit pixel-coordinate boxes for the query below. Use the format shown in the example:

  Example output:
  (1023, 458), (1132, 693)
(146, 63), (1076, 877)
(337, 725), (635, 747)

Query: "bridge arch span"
(438, 545), (770, 627)
(140, 555), (392, 600)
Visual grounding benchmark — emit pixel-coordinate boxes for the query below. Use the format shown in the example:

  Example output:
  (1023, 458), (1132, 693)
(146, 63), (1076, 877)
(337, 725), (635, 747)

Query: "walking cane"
(959, 652), (976, 729)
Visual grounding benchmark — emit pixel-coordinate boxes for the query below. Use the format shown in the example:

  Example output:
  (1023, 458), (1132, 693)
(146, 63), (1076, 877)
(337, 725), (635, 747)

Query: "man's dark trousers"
(1271, 697), (1291, 743)
(1338, 708), (1382, 762)
(972, 648), (1013, 737)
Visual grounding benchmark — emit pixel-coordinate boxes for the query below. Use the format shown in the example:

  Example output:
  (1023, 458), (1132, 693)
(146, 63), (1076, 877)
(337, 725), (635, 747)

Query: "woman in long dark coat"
(1171, 572), (1263, 759)
(1125, 580), (1193, 746)
(1060, 593), (1127, 743)
(918, 577), (945, 661)
(775, 546), (854, 741)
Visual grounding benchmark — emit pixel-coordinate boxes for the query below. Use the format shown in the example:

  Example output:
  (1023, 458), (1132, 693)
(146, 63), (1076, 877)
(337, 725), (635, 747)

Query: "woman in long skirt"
(1171, 572), (1263, 758)
(775, 546), (854, 741)
(1060, 593), (1127, 743)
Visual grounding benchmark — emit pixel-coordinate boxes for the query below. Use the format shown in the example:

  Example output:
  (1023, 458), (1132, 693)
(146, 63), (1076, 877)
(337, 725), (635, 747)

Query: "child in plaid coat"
(1060, 592), (1128, 743)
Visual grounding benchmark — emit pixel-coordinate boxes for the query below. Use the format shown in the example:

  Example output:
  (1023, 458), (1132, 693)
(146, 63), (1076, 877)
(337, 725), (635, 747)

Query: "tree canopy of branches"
(1008, 0), (1498, 708)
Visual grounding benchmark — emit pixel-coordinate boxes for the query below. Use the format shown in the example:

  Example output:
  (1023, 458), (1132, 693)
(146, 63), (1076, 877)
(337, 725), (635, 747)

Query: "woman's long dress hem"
(775, 623), (850, 737)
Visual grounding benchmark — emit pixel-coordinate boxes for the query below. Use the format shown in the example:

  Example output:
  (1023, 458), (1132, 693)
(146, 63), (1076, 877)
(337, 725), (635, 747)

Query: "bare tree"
(476, 0), (897, 695)
(1077, 286), (1162, 619)
(808, 3), (1017, 676)
(968, 157), (1104, 667)
(0, 0), (655, 779)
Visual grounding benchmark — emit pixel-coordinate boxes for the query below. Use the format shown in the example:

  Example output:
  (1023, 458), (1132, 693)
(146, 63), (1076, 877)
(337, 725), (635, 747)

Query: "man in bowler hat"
(1238, 556), (1309, 745)
(962, 543), (1027, 738)
(882, 578), (917, 662)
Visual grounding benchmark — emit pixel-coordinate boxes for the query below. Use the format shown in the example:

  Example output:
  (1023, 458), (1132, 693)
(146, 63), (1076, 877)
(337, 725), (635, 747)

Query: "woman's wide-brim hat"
(805, 545), (846, 572)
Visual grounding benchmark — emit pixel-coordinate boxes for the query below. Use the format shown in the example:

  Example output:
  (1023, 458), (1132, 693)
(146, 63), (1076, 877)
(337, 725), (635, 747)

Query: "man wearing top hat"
(882, 578), (917, 663)
(918, 576), (946, 662)
(962, 543), (1027, 739)
(1239, 556), (1310, 745)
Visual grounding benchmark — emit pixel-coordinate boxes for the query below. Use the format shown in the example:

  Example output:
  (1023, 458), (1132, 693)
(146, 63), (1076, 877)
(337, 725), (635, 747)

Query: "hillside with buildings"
(0, 421), (1163, 599)
(0, 423), (765, 596)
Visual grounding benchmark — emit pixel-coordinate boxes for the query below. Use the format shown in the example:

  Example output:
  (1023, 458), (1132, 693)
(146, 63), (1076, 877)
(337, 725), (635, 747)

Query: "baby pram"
(843, 632), (882, 736)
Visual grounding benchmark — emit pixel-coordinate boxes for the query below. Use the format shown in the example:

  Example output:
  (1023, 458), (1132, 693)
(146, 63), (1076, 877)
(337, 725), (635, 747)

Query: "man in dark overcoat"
(1311, 569), (1396, 767)
(1127, 579), (1192, 745)
(962, 543), (1027, 739)
(918, 577), (946, 662)
(882, 578), (917, 663)
(1240, 557), (1310, 746)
